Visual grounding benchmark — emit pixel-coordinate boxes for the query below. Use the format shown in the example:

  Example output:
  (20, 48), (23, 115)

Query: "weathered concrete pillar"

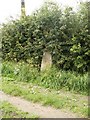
(41, 50), (52, 71)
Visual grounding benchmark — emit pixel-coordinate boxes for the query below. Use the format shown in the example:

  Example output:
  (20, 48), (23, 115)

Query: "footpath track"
(0, 91), (79, 118)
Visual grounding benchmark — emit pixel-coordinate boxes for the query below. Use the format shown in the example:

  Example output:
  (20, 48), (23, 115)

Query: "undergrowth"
(2, 61), (88, 95)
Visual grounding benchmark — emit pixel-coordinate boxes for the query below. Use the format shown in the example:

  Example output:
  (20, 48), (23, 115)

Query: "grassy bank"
(2, 61), (88, 95)
(1, 77), (88, 117)
(0, 101), (38, 118)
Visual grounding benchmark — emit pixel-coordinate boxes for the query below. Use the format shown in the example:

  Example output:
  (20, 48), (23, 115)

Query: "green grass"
(0, 101), (39, 118)
(1, 77), (88, 118)
(2, 61), (88, 95)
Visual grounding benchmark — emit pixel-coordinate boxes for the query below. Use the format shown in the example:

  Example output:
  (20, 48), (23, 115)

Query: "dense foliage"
(1, 1), (90, 72)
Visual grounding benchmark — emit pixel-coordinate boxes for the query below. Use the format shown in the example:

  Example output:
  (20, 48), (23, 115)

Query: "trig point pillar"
(41, 50), (52, 71)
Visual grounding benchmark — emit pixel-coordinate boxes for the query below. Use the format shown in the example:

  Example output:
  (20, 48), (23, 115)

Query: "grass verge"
(1, 77), (88, 118)
(0, 101), (39, 118)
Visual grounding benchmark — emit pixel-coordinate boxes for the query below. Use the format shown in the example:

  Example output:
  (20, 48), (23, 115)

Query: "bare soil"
(0, 91), (80, 118)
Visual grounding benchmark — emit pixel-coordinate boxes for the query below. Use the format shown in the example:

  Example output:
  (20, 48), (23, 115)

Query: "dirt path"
(0, 91), (80, 118)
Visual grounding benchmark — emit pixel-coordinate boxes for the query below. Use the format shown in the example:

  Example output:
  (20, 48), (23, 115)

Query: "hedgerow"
(1, 1), (90, 73)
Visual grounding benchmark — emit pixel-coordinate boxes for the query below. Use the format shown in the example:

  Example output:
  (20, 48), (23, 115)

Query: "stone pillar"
(41, 51), (52, 71)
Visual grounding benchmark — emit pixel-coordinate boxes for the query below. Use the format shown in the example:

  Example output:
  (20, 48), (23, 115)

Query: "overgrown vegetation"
(1, 1), (90, 73)
(0, 101), (38, 118)
(1, 1), (89, 118)
(2, 61), (88, 94)
(1, 78), (88, 118)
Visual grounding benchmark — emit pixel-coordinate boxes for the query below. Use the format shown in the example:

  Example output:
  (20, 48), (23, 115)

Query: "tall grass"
(2, 61), (88, 94)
